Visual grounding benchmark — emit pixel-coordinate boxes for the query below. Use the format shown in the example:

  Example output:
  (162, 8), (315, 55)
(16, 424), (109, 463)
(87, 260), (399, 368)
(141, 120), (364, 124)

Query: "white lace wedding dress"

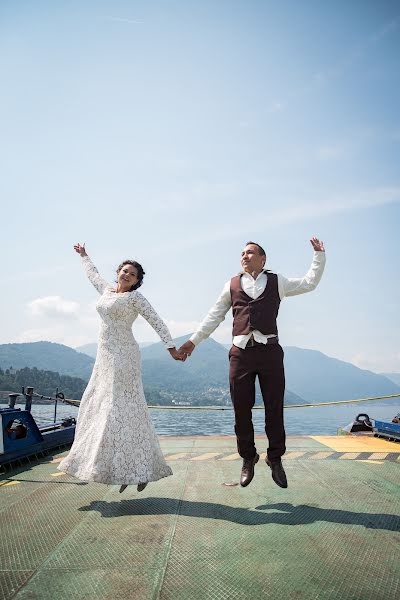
(58, 255), (173, 485)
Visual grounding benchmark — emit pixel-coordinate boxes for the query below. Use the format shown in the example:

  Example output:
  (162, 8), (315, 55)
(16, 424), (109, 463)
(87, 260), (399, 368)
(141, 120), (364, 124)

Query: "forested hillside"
(0, 367), (87, 401)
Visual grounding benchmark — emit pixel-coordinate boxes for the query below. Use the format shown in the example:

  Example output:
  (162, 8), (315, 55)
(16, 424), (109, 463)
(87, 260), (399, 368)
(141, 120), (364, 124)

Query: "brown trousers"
(229, 343), (286, 461)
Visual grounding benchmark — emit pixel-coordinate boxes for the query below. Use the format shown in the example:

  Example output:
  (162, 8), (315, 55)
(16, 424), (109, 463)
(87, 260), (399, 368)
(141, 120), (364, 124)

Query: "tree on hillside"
(0, 367), (87, 400)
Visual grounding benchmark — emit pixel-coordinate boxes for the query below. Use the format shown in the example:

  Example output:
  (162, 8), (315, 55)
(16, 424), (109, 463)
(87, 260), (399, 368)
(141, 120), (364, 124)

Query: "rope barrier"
(151, 393), (400, 409)
(30, 391), (78, 407)
(280, 393), (400, 409)
(25, 392), (399, 410)
(9, 390), (399, 410)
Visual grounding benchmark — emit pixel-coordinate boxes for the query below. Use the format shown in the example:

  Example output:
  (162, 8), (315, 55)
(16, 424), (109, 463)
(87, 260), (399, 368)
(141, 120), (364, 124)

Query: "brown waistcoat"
(230, 272), (280, 336)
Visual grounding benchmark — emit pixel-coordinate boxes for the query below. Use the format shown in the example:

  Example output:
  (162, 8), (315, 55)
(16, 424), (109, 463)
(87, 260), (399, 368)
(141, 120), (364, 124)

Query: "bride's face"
(118, 264), (139, 291)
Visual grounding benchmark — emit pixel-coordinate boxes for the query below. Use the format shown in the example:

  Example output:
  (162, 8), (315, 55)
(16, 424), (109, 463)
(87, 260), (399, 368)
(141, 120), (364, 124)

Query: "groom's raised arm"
(179, 282), (232, 357)
(278, 237), (326, 299)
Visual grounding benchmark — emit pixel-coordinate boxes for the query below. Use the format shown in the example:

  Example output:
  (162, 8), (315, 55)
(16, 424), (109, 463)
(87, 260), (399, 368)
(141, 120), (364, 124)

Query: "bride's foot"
(137, 482), (148, 492)
(119, 485), (128, 493)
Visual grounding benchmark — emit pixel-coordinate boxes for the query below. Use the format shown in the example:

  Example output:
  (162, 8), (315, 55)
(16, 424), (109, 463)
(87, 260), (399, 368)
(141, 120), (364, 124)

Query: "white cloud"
(267, 102), (285, 113)
(110, 317), (232, 346)
(16, 327), (93, 348)
(210, 326), (232, 345)
(369, 19), (398, 44)
(131, 318), (204, 342)
(276, 18), (399, 111)
(312, 186), (400, 215)
(265, 185), (400, 222)
(154, 185), (400, 254)
(27, 296), (80, 319)
(390, 130), (400, 142)
(18, 297), (101, 347)
(191, 181), (239, 200)
(256, 186), (400, 226)
(8, 265), (70, 283)
(316, 144), (353, 161)
(100, 15), (144, 25)
(351, 351), (400, 374)
(165, 320), (232, 344)
(164, 320), (202, 338)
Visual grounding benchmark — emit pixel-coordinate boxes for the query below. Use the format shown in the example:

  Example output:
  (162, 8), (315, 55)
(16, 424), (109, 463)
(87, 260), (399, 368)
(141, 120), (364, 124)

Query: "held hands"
(168, 340), (195, 362)
(310, 237), (325, 252)
(178, 340), (195, 359)
(168, 347), (187, 362)
(74, 243), (87, 257)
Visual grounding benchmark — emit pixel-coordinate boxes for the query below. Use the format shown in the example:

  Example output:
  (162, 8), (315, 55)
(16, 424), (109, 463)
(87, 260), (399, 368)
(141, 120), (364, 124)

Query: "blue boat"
(0, 386), (76, 468)
(373, 417), (400, 441)
(339, 411), (400, 441)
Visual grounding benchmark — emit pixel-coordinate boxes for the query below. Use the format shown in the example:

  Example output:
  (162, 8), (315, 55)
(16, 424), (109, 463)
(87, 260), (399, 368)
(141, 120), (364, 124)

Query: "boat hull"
(0, 407), (75, 466)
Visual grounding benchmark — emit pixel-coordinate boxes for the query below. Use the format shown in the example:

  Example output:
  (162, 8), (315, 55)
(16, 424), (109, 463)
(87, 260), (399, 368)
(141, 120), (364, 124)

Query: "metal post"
(54, 388), (58, 423)
(8, 393), (19, 408)
(24, 386), (33, 412)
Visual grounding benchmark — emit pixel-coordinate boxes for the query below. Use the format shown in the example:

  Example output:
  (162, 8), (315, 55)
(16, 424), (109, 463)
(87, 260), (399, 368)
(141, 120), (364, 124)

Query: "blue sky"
(1, 0), (399, 373)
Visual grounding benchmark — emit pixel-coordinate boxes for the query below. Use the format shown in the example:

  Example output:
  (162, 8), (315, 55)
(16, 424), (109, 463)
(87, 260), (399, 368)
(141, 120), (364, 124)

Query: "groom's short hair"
(245, 241), (266, 257)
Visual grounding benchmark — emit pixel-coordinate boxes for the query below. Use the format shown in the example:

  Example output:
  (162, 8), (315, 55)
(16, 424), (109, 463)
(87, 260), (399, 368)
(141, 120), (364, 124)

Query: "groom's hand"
(168, 347), (186, 362)
(310, 237), (325, 252)
(178, 340), (195, 358)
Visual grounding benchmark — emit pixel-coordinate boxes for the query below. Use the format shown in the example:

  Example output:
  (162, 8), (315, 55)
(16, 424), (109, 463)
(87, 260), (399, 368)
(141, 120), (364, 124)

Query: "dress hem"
(57, 464), (173, 485)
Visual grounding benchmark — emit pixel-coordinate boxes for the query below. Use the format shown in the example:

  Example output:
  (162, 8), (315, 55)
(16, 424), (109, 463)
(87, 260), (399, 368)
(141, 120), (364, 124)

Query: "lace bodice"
(81, 255), (174, 348)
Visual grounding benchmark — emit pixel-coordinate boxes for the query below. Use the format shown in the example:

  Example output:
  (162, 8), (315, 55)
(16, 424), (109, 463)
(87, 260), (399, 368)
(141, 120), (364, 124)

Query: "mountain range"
(0, 342), (94, 380)
(139, 336), (303, 405)
(382, 372), (400, 386)
(1, 339), (399, 406)
(78, 337), (400, 404)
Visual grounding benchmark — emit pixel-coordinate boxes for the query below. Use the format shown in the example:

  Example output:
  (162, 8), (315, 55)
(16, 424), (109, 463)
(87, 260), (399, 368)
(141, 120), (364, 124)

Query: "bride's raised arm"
(74, 243), (109, 295)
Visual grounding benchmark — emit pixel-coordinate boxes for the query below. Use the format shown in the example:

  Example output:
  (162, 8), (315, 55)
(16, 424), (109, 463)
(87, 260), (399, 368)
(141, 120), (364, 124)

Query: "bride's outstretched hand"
(168, 347), (186, 362)
(74, 243), (87, 257)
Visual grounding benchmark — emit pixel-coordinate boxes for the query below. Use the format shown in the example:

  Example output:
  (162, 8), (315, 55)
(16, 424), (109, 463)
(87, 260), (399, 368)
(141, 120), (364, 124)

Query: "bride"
(59, 243), (184, 493)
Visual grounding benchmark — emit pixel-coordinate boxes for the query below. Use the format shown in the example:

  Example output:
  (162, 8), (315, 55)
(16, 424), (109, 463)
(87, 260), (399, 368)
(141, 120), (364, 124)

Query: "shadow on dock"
(79, 497), (400, 532)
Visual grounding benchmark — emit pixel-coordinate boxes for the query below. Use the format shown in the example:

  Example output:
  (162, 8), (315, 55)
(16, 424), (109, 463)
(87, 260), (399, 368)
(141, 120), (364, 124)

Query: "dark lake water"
(4, 400), (399, 437)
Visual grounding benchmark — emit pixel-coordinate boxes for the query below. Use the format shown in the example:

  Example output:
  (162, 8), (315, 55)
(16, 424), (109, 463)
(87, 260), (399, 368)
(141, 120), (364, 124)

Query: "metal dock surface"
(1, 435), (399, 600)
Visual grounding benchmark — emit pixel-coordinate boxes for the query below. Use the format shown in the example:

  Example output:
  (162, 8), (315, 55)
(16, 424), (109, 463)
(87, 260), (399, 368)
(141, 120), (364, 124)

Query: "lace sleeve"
(81, 255), (109, 294)
(131, 292), (175, 348)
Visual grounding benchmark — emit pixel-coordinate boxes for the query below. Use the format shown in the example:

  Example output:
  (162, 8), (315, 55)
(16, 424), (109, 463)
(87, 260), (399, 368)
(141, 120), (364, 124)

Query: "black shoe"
(137, 482), (148, 492)
(240, 453), (259, 487)
(119, 485), (128, 493)
(265, 458), (288, 488)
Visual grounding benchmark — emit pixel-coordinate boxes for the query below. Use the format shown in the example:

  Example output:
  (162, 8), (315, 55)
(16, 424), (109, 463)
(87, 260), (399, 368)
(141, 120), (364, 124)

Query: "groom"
(179, 237), (326, 488)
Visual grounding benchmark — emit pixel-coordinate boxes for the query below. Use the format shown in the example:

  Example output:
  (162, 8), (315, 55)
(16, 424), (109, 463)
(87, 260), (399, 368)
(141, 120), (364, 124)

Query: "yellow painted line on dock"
(50, 472), (66, 477)
(357, 460), (384, 464)
(0, 480), (20, 487)
(50, 457), (64, 464)
(339, 453), (360, 460)
(284, 452), (306, 459)
(219, 453), (240, 461)
(191, 453), (221, 461)
(311, 436), (400, 453)
(309, 452), (334, 459)
(166, 453), (189, 460)
(368, 452), (389, 460)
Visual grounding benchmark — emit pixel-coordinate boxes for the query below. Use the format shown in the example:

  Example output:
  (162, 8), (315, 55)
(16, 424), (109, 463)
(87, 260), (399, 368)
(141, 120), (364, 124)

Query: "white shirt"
(190, 251), (326, 349)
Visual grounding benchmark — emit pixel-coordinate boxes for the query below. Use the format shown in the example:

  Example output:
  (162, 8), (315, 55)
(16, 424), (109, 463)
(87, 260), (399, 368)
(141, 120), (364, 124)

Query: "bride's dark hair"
(116, 260), (145, 290)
